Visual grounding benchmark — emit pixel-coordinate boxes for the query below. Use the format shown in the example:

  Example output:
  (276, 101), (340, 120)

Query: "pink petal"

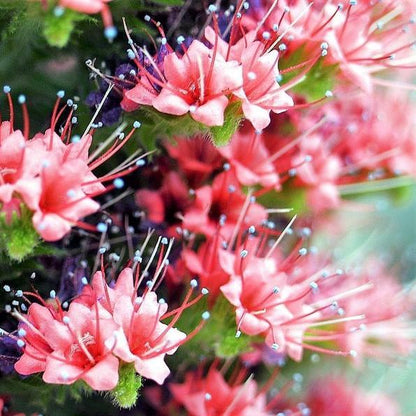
(13, 178), (42, 210)
(43, 357), (84, 385)
(134, 355), (171, 385)
(114, 267), (135, 297)
(192, 96), (229, 126)
(59, 0), (104, 13)
(125, 81), (157, 106)
(32, 211), (71, 242)
(152, 88), (190, 116)
(163, 52), (190, 88)
(82, 354), (120, 390)
(15, 347), (46, 375)
(241, 101), (271, 131)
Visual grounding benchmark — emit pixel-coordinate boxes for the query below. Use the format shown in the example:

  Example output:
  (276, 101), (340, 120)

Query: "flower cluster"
(132, 134), (415, 365)
(244, 0), (416, 91)
(170, 366), (273, 416)
(13, 257), (208, 396)
(0, 0), (415, 414)
(305, 375), (401, 416)
(0, 89), (142, 260)
(122, 19), (294, 131)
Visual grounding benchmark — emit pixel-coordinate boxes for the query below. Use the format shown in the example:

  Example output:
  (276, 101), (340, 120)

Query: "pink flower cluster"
(14, 266), (206, 390)
(167, 365), (400, 416)
(1, 0), (415, 412)
(306, 375), (401, 416)
(0, 89), (141, 242)
(170, 367), (272, 416)
(130, 134), (415, 364)
(122, 14), (294, 130)
(0, 122), (101, 241)
(244, 0), (416, 91)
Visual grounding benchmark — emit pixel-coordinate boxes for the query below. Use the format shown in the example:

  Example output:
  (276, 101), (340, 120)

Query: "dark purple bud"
(101, 107), (122, 126)
(57, 257), (89, 302)
(0, 336), (21, 374)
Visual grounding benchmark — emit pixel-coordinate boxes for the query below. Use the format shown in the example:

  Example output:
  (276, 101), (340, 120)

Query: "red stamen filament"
(49, 96), (63, 150)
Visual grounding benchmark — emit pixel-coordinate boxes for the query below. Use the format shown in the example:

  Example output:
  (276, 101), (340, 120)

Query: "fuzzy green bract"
(110, 364), (142, 409)
(0, 205), (39, 261)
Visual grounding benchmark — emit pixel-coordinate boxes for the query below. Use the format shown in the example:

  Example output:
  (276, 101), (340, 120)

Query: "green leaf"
(257, 184), (309, 216)
(127, 107), (209, 151)
(279, 45), (339, 101)
(210, 102), (243, 147)
(172, 295), (258, 363)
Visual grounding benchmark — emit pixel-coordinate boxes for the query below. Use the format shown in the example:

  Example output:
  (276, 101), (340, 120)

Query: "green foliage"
(279, 46), (339, 101)
(0, 376), (94, 414)
(0, 204), (39, 261)
(110, 363), (142, 409)
(209, 296), (256, 358)
(133, 101), (243, 151)
(258, 184), (309, 216)
(173, 295), (257, 363)
(43, 8), (89, 48)
(132, 108), (208, 151)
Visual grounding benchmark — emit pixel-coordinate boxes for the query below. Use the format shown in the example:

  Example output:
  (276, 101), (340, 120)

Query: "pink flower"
(327, 89), (416, 177)
(321, 259), (416, 361)
(165, 135), (222, 188)
(76, 266), (135, 310)
(77, 267), (201, 385)
(14, 262), (205, 389)
(152, 40), (243, 126)
(30, 152), (101, 241)
(135, 189), (165, 224)
(234, 41), (294, 130)
(219, 241), (296, 353)
(58, 0), (112, 14)
(111, 291), (186, 385)
(306, 376), (401, 416)
(182, 236), (230, 301)
(0, 125), (44, 209)
(124, 76), (159, 110)
(0, 90), (140, 243)
(214, 228), (369, 361)
(292, 133), (342, 211)
(135, 171), (192, 235)
(86, 268), (186, 384)
(14, 294), (121, 391)
(245, 0), (416, 91)
(204, 27), (294, 130)
(170, 368), (271, 416)
(218, 128), (280, 189)
(14, 303), (57, 376)
(42, 302), (120, 390)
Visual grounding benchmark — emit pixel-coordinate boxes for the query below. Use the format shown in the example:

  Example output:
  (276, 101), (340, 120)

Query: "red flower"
(183, 171), (267, 238)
